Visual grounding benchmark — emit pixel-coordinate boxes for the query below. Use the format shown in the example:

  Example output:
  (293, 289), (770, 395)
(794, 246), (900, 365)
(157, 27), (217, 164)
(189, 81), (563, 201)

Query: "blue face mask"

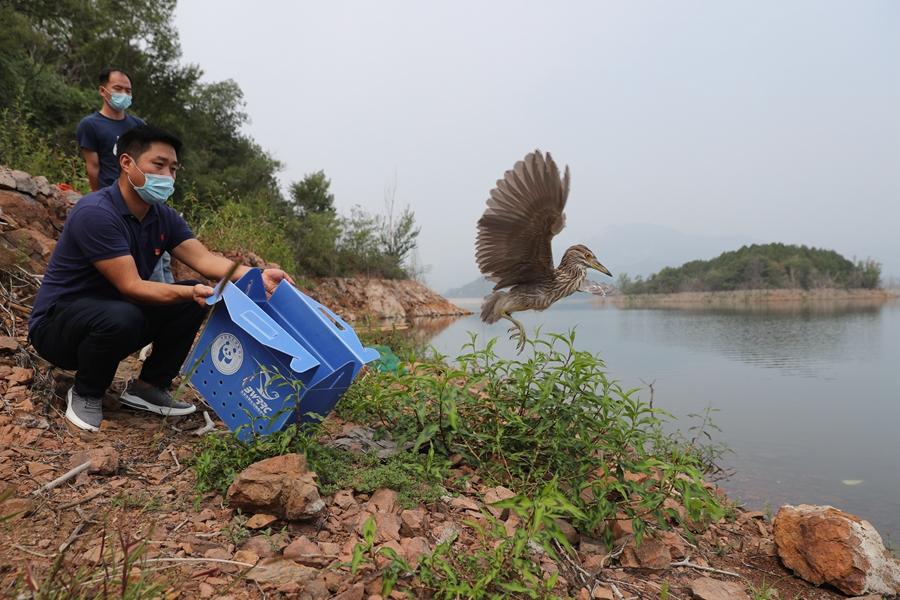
(127, 162), (175, 205)
(105, 88), (132, 111)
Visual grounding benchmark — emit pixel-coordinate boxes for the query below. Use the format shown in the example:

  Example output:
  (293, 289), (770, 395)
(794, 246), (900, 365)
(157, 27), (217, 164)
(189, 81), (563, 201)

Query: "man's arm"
(93, 254), (213, 305)
(81, 149), (101, 191)
(172, 238), (294, 293)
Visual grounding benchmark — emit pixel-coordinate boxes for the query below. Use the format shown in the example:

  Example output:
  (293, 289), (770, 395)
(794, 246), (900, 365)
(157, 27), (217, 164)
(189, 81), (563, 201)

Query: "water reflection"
(417, 298), (900, 542)
(613, 307), (883, 379)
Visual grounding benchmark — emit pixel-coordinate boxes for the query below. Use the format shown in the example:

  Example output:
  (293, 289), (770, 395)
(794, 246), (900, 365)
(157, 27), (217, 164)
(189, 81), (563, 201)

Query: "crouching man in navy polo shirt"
(28, 125), (293, 432)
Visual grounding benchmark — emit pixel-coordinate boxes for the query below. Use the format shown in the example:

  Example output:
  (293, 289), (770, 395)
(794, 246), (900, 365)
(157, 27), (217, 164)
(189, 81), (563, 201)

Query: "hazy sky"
(174, 1), (899, 291)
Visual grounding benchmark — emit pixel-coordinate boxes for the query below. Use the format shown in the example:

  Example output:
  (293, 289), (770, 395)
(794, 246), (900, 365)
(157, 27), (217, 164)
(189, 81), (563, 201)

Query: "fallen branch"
(143, 557), (255, 568)
(192, 411), (216, 436)
(12, 544), (53, 559)
(32, 461), (91, 496)
(671, 558), (741, 578)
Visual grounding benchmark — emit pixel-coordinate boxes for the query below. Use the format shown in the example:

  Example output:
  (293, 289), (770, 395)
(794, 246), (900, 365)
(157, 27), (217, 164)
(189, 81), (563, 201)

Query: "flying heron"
(476, 150), (612, 351)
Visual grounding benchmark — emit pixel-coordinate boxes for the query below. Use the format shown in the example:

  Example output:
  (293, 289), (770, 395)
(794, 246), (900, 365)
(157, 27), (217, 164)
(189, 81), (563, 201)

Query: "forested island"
(617, 243), (881, 295)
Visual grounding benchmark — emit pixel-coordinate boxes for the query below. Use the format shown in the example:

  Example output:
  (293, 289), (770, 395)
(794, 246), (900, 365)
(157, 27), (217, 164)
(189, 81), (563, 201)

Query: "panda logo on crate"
(211, 333), (244, 376)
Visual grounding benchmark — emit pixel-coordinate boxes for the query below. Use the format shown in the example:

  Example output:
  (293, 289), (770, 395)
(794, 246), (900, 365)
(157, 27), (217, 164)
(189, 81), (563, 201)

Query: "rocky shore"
(595, 288), (895, 311)
(1, 166), (898, 598)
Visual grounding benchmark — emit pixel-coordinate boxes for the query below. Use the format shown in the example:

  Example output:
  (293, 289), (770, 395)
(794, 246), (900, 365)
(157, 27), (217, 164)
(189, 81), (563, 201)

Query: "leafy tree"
(289, 170), (336, 216)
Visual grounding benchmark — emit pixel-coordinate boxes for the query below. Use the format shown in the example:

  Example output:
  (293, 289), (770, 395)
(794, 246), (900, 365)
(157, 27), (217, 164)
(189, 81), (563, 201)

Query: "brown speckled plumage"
(476, 151), (611, 350)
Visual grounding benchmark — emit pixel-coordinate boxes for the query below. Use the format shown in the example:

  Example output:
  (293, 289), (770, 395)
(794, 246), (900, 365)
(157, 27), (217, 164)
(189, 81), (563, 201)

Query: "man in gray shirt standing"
(76, 67), (173, 283)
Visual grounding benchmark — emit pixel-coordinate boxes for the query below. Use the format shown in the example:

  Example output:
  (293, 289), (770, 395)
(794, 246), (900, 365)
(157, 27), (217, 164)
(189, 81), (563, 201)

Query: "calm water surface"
(421, 297), (900, 543)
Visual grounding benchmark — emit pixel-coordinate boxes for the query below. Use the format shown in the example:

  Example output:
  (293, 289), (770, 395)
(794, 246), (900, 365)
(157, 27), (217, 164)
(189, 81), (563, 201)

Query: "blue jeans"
(150, 251), (174, 284)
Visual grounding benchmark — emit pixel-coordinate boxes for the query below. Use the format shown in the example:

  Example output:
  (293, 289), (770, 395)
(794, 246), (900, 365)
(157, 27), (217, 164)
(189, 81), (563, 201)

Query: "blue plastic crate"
(182, 269), (379, 440)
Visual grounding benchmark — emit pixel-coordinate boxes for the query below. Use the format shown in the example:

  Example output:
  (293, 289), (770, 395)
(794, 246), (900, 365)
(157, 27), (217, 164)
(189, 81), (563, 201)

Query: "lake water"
(419, 296), (900, 544)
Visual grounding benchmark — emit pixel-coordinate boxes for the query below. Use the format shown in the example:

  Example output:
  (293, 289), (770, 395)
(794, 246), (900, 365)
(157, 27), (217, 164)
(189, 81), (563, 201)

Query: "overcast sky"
(174, 1), (899, 291)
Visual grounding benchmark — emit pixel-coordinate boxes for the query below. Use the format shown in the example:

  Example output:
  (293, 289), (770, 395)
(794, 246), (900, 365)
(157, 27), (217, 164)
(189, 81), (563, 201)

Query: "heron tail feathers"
(481, 291), (507, 323)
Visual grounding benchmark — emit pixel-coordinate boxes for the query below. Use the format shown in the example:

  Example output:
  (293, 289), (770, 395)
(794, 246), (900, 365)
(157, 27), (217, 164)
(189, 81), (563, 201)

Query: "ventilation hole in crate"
(238, 402), (243, 407)
(209, 369), (214, 375)
(211, 390), (217, 397)
(219, 380), (223, 386)
(231, 413), (236, 419)
(203, 380), (208, 385)
(228, 391), (233, 397)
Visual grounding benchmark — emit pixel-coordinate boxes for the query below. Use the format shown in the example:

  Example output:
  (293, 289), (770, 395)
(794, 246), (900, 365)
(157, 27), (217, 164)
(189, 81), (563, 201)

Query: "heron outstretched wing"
(476, 150), (570, 290)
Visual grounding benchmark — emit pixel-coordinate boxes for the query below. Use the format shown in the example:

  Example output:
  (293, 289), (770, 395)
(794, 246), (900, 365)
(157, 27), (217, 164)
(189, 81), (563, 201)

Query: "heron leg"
(502, 312), (527, 353)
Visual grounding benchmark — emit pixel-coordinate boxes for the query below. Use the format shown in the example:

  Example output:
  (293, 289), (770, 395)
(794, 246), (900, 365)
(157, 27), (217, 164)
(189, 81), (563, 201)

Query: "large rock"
(0, 190), (54, 236)
(226, 453), (325, 521)
(1, 228), (56, 273)
(773, 504), (900, 596)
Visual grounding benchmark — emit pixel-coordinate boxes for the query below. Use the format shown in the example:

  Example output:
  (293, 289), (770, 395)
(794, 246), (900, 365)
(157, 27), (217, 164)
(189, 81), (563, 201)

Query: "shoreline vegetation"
(595, 287), (897, 311)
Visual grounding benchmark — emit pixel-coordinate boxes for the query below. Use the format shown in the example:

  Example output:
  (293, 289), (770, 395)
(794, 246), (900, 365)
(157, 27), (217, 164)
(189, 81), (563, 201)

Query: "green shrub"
(339, 330), (726, 544)
(0, 98), (87, 191)
(194, 192), (297, 273)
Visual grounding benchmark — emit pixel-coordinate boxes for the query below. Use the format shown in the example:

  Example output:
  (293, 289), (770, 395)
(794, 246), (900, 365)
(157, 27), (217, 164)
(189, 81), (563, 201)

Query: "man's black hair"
(99, 67), (133, 87)
(116, 124), (183, 160)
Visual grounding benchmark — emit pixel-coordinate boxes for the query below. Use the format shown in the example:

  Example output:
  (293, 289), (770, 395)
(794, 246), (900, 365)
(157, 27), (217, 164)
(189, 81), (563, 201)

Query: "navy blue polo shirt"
(76, 111), (146, 187)
(29, 183), (194, 332)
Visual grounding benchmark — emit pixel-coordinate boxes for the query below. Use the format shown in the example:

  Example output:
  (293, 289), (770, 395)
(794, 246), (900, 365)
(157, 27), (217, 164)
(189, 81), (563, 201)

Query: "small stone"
(448, 495), (480, 511)
(37, 539), (51, 549)
(33, 176), (51, 196)
(6, 367), (33, 385)
(232, 550), (259, 564)
(11, 170), (37, 195)
(196, 508), (217, 522)
(398, 536), (430, 569)
(591, 586), (615, 599)
(333, 489), (356, 509)
(243, 558), (318, 585)
(333, 583), (365, 600)
(241, 535), (277, 558)
(198, 582), (215, 598)
(0, 336), (18, 352)
(608, 514), (633, 540)
(554, 518), (580, 546)
(400, 508), (425, 535)
(372, 513), (402, 542)
(690, 576), (750, 600)
(367, 488), (399, 514)
(245, 513), (277, 529)
(68, 446), (120, 475)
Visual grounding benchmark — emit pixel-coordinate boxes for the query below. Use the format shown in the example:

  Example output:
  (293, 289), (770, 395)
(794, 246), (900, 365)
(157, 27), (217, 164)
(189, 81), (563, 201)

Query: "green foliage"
(347, 515), (413, 595)
(194, 191), (298, 273)
(289, 170), (336, 216)
(1, 4), (423, 280)
(192, 423), (446, 507)
(339, 330), (726, 545)
(0, 98), (87, 190)
(620, 243), (882, 293)
(418, 481), (580, 599)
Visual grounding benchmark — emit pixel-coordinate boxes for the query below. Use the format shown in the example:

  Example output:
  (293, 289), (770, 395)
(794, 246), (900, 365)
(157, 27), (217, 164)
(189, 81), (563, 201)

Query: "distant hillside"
(445, 277), (494, 298)
(620, 243), (881, 294)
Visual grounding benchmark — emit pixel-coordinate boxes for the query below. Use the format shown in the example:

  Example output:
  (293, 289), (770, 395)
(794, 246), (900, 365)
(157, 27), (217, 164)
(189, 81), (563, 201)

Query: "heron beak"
(591, 260), (612, 277)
